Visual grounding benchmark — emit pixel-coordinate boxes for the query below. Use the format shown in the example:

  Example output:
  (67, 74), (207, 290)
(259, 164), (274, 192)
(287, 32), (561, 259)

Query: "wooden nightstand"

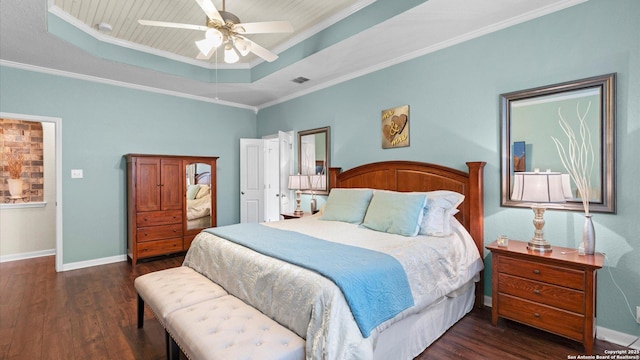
(280, 212), (306, 220)
(486, 239), (604, 355)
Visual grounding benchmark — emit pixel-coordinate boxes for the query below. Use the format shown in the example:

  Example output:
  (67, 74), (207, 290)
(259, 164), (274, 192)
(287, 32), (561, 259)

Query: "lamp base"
(527, 240), (553, 252)
(527, 205), (552, 252)
(293, 208), (304, 216)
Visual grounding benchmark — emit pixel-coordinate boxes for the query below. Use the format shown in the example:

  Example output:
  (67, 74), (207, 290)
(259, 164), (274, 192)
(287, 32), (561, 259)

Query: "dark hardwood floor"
(0, 255), (631, 360)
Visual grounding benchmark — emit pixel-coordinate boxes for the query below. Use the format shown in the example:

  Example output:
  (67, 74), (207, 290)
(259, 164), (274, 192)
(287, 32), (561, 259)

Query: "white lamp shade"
(204, 28), (223, 47)
(512, 172), (571, 203)
(309, 175), (326, 190)
(234, 37), (252, 56)
(224, 45), (240, 63)
(288, 175), (309, 190)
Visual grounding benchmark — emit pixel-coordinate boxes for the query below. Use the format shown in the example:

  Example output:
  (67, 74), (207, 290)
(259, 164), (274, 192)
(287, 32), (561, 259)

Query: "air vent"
(292, 77), (310, 84)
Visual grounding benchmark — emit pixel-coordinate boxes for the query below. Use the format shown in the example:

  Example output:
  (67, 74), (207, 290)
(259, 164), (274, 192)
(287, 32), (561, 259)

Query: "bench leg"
(165, 331), (170, 360)
(169, 333), (180, 360)
(137, 294), (144, 328)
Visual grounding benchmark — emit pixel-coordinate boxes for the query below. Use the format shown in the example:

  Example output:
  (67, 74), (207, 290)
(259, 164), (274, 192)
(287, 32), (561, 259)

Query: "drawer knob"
(533, 269), (540, 274)
(143, 217), (148, 222)
(534, 313), (540, 318)
(533, 289), (541, 295)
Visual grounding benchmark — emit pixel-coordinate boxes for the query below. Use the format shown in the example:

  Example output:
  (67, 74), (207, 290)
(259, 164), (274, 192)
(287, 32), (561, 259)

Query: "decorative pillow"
(319, 188), (373, 224)
(195, 185), (210, 199)
(419, 191), (464, 237)
(186, 184), (200, 200)
(361, 191), (427, 236)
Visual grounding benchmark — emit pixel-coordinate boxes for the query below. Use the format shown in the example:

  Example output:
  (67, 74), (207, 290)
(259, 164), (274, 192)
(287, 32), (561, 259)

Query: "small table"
(280, 212), (306, 220)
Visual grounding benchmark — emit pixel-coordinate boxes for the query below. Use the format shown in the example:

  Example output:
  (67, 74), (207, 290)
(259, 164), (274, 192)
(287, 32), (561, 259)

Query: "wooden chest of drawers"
(487, 240), (604, 355)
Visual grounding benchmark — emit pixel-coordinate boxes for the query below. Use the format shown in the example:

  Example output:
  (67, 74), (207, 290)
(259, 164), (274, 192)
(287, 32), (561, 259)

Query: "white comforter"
(183, 214), (483, 360)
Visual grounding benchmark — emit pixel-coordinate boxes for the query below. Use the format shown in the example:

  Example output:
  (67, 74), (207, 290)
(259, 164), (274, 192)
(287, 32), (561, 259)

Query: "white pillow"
(419, 191), (464, 237)
(195, 185), (210, 199)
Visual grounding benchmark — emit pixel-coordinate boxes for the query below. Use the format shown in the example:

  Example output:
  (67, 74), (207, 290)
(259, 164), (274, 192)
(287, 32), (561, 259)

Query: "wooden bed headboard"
(330, 160), (486, 307)
(195, 172), (211, 185)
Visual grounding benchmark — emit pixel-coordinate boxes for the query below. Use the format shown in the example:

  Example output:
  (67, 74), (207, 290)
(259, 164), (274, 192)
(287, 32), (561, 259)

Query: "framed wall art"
(381, 105), (409, 149)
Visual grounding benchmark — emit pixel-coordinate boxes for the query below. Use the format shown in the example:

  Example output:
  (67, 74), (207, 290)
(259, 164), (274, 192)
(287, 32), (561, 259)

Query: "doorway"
(0, 112), (62, 271)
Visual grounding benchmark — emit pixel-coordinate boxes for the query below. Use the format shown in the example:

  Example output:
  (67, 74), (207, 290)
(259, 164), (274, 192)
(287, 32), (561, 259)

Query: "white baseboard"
(61, 254), (127, 271)
(483, 295), (639, 350)
(0, 249), (55, 263)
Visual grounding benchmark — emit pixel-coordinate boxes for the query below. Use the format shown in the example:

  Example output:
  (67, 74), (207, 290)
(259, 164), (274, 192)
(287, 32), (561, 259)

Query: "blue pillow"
(186, 184), (200, 200)
(320, 188), (373, 224)
(361, 191), (427, 236)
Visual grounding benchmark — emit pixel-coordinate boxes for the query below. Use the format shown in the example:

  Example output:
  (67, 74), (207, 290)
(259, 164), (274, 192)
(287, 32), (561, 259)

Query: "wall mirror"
(501, 73), (616, 213)
(298, 126), (330, 195)
(185, 162), (212, 230)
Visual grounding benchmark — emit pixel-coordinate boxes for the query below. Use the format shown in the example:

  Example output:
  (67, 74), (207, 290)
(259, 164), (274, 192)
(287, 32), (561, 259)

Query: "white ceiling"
(0, 0), (586, 111)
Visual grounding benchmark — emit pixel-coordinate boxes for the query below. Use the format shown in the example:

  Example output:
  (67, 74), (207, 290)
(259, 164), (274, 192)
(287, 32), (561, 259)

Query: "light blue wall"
(0, 66), (257, 263)
(258, 0), (640, 336)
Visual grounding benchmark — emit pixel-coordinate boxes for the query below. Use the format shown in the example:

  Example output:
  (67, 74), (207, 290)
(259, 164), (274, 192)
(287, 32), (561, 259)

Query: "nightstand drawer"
(498, 273), (585, 313)
(498, 257), (585, 290)
(498, 294), (584, 341)
(137, 224), (183, 242)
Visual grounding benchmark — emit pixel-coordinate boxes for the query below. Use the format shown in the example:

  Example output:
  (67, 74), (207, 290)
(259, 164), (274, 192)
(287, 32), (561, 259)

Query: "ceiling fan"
(138, 0), (293, 63)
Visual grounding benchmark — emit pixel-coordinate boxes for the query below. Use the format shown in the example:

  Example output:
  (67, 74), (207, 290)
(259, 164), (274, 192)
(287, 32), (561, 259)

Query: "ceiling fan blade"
(138, 19), (208, 31)
(194, 0), (224, 23)
(196, 46), (216, 60)
(248, 41), (278, 62)
(234, 21), (293, 34)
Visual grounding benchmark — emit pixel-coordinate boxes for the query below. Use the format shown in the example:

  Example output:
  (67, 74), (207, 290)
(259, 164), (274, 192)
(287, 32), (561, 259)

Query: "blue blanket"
(205, 223), (414, 338)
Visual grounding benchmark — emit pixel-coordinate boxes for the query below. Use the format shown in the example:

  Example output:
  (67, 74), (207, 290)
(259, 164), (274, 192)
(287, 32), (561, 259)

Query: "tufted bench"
(135, 266), (228, 329)
(166, 295), (305, 360)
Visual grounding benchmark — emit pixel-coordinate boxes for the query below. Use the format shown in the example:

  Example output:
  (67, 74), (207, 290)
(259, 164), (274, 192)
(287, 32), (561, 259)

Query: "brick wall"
(1, 119), (44, 202)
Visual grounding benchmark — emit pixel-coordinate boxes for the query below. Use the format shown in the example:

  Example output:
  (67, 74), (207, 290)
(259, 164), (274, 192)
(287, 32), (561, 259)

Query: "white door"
(279, 131), (294, 213)
(240, 139), (264, 223)
(263, 138), (280, 222)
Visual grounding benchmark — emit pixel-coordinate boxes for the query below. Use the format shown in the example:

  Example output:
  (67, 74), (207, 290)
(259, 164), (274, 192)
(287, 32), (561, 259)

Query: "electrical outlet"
(71, 169), (83, 179)
(636, 306), (640, 324)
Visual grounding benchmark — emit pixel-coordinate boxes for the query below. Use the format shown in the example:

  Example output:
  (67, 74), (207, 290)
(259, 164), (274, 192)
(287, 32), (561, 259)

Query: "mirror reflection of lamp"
(308, 174), (326, 214)
(511, 171), (572, 252)
(288, 174), (309, 216)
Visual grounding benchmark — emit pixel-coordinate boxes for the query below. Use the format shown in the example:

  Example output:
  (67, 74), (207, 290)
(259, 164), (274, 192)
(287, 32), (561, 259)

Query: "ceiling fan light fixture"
(205, 28), (224, 47)
(234, 37), (252, 56)
(224, 44), (240, 64)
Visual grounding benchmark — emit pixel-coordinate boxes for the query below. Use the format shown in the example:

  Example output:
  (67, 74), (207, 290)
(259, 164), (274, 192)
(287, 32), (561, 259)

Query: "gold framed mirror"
(500, 73), (616, 213)
(298, 126), (330, 195)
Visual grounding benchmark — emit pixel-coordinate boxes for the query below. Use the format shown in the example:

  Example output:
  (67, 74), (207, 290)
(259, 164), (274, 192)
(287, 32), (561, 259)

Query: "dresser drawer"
(498, 256), (585, 290)
(136, 210), (182, 227)
(498, 294), (584, 341)
(136, 238), (183, 258)
(498, 273), (585, 313)
(137, 224), (183, 242)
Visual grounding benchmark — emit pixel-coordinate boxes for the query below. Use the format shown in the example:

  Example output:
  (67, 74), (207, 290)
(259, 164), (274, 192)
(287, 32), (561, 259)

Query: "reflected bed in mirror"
(186, 163), (212, 230)
(298, 127), (330, 195)
(500, 73), (616, 213)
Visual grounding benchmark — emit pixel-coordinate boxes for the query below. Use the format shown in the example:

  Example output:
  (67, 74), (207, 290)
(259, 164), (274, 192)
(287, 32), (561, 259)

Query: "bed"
(186, 172), (212, 229)
(183, 160), (485, 359)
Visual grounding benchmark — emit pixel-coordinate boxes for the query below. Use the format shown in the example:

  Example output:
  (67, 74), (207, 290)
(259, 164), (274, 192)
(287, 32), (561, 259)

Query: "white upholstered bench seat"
(135, 266), (228, 328)
(166, 295), (305, 360)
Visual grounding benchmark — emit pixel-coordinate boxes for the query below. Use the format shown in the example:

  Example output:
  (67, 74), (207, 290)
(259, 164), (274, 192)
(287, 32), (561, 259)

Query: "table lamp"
(288, 174), (309, 216)
(511, 171), (571, 252)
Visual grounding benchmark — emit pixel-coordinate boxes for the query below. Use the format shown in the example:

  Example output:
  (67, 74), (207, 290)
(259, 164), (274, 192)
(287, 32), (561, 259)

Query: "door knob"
(241, 191), (245, 195)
